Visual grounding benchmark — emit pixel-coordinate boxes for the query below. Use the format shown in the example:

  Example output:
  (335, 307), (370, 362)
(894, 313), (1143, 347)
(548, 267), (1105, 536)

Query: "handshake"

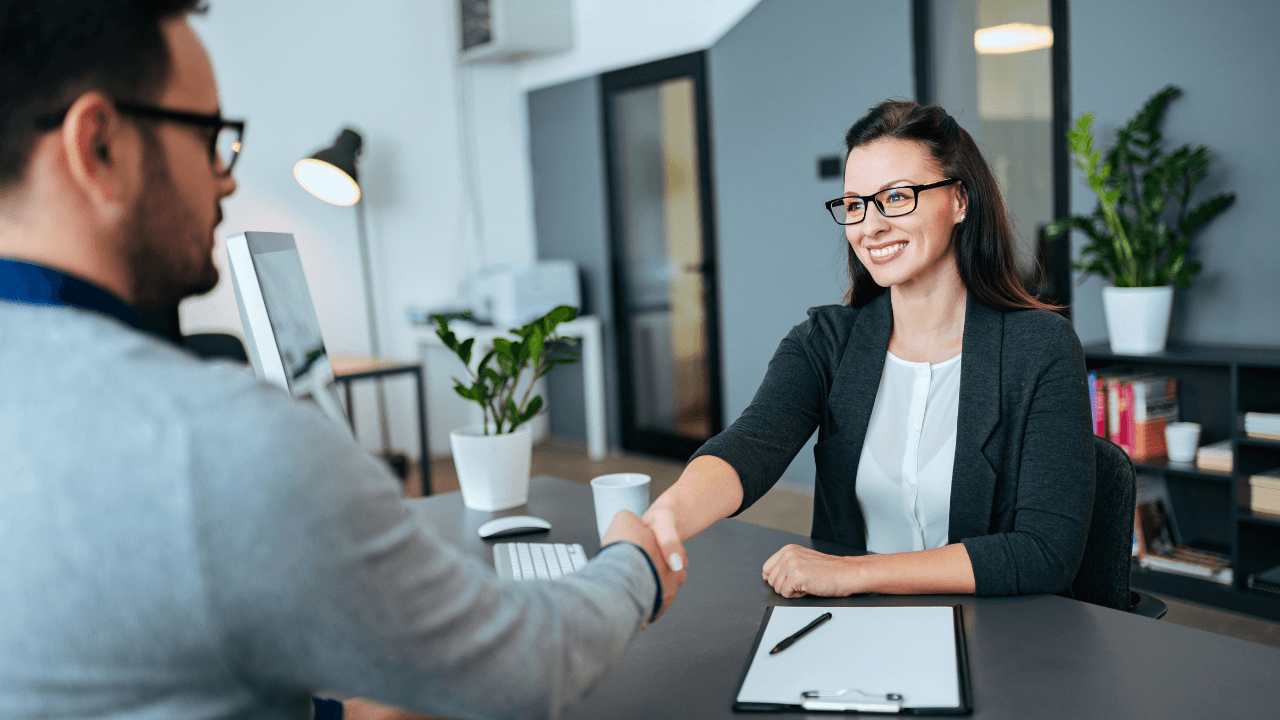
(601, 505), (689, 622)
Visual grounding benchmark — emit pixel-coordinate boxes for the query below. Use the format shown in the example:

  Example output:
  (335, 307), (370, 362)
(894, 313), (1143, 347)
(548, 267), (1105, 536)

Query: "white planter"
(449, 424), (533, 511)
(1102, 285), (1174, 354)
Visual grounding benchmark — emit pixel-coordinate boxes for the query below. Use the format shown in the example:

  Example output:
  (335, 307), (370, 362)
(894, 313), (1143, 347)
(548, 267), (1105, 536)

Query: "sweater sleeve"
(186, 385), (657, 720)
(692, 308), (842, 513)
(961, 316), (1096, 596)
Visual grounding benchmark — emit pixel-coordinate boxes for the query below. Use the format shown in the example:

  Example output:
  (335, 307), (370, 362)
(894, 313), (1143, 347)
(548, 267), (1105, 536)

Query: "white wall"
(182, 0), (762, 459)
(184, 0), (534, 458)
(516, 0), (760, 91)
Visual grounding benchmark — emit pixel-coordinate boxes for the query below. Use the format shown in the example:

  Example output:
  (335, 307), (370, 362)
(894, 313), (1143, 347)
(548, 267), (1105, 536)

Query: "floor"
(409, 437), (1280, 651)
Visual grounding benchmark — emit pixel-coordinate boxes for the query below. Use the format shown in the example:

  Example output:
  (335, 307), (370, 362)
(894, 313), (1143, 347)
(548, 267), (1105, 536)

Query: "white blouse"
(855, 351), (962, 554)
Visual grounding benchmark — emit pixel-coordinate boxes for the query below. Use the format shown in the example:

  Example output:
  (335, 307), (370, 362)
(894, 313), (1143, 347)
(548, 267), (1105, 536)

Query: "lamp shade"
(294, 128), (363, 206)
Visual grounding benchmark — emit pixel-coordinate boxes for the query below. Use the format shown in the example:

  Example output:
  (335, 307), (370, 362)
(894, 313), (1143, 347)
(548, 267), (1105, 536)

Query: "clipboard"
(733, 605), (972, 714)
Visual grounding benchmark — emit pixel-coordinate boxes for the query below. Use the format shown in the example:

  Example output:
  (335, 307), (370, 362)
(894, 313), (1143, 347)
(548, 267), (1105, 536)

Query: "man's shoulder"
(2, 302), (304, 430)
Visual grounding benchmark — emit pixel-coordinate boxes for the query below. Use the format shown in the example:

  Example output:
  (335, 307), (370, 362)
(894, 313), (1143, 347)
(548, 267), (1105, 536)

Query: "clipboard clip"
(800, 689), (905, 713)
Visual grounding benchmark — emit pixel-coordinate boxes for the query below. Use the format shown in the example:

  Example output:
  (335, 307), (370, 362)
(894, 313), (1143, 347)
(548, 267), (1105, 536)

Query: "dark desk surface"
(409, 477), (1280, 719)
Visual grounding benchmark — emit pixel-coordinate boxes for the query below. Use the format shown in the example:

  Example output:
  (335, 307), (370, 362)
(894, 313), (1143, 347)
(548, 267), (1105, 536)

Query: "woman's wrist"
(840, 555), (874, 595)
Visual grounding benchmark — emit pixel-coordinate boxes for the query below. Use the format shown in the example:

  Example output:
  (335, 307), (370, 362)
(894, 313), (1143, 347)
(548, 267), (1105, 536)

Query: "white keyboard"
(494, 542), (588, 581)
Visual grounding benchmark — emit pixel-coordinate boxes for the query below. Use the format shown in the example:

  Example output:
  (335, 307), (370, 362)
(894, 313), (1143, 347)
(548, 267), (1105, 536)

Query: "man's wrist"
(313, 697), (343, 719)
(597, 541), (663, 623)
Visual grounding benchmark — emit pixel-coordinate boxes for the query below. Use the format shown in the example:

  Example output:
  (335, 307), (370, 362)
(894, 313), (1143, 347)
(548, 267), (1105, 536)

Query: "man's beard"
(122, 140), (220, 311)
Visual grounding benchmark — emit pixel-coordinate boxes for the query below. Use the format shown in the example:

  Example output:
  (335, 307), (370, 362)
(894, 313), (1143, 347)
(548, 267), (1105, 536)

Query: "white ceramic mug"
(1165, 422), (1201, 463)
(590, 473), (651, 540)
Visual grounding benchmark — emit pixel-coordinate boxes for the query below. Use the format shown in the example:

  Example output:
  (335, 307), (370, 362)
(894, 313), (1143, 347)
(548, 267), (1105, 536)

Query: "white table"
(413, 316), (607, 460)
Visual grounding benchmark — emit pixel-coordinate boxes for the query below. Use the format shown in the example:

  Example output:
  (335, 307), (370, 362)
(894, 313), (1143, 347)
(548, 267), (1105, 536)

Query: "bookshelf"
(1084, 343), (1280, 621)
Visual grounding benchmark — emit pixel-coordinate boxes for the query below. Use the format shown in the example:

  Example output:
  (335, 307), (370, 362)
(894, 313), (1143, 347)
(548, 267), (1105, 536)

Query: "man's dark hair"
(0, 0), (203, 192)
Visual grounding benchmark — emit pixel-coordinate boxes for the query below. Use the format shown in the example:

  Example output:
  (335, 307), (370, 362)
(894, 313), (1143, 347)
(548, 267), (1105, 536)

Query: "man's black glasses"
(825, 178), (960, 225)
(37, 101), (245, 175)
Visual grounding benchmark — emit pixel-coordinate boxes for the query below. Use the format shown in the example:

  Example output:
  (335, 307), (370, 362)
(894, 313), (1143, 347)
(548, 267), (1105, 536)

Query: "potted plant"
(433, 305), (580, 511)
(1047, 85), (1235, 354)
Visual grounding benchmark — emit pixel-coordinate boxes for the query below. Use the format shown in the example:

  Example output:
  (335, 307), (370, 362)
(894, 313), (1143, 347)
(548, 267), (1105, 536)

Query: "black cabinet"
(1084, 343), (1280, 621)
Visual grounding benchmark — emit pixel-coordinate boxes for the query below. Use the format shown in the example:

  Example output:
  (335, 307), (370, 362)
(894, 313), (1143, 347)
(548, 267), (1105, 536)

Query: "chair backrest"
(1071, 435), (1136, 611)
(183, 333), (249, 364)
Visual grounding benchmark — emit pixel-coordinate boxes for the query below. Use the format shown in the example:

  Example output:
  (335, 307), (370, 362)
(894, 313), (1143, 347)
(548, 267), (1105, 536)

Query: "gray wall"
(707, 0), (913, 489)
(527, 77), (625, 448)
(1069, 0), (1280, 346)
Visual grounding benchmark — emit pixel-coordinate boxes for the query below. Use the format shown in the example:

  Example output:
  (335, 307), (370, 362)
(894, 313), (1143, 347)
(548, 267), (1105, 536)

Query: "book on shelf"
(1088, 371), (1104, 437)
(1249, 467), (1280, 515)
(1105, 374), (1179, 459)
(1133, 500), (1233, 585)
(1195, 439), (1233, 473)
(1247, 564), (1280, 598)
(1245, 411), (1280, 440)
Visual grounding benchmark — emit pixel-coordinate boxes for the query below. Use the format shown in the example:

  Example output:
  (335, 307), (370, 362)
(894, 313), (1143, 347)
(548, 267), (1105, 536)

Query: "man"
(0, 2), (687, 718)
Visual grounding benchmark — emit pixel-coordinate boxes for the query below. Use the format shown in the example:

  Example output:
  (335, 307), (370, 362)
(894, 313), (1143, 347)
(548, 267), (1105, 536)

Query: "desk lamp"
(294, 128), (392, 456)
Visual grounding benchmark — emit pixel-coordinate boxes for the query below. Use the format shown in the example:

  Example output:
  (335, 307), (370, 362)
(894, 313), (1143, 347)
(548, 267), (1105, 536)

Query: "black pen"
(769, 611), (833, 654)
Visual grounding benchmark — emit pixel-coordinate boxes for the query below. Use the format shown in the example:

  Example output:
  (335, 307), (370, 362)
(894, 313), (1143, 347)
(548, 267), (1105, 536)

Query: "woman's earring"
(960, 214), (967, 221)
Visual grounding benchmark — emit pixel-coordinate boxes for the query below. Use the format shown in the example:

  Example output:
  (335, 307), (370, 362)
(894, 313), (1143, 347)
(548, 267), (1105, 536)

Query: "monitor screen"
(227, 231), (347, 427)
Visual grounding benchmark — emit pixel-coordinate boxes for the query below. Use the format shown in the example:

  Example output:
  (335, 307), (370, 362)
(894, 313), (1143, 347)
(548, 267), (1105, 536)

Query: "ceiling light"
(974, 23), (1054, 55)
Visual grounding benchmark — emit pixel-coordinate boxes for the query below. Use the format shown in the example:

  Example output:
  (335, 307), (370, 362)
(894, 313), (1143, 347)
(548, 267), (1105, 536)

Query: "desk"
(331, 355), (430, 494)
(413, 316), (607, 460)
(409, 477), (1280, 719)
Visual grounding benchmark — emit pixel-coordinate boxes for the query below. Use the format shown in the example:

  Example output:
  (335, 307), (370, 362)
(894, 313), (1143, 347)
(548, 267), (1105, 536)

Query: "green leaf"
(492, 337), (512, 358)
(458, 337), (474, 366)
(1179, 193), (1235, 238)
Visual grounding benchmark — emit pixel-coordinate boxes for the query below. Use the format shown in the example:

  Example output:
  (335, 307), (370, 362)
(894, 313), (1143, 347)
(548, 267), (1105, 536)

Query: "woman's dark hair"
(0, 0), (205, 192)
(841, 99), (1056, 312)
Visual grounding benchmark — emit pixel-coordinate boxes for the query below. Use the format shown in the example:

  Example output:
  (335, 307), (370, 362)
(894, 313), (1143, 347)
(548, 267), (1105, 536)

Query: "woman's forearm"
(646, 455), (744, 541)
(763, 542), (976, 598)
(854, 542), (976, 595)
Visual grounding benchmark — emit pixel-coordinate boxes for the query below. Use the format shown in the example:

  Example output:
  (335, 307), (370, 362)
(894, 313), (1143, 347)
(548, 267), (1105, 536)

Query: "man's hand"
(762, 544), (863, 599)
(341, 698), (436, 720)
(602, 510), (687, 620)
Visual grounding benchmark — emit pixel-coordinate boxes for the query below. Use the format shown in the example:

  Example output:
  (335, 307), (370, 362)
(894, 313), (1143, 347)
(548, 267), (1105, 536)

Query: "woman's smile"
(867, 241), (908, 263)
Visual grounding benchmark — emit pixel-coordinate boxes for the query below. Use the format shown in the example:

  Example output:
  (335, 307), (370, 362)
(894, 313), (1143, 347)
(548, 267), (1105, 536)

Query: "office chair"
(1071, 435), (1168, 619)
(183, 333), (249, 364)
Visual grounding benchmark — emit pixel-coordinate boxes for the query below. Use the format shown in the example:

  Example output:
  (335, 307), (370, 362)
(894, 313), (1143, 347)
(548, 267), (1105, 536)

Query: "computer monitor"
(226, 231), (348, 428)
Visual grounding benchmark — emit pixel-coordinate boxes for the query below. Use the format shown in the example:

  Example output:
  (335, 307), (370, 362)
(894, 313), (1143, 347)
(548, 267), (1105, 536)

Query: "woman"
(642, 100), (1094, 599)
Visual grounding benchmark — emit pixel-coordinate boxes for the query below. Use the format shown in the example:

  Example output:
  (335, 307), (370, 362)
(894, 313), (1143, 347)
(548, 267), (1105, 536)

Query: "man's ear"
(59, 92), (142, 225)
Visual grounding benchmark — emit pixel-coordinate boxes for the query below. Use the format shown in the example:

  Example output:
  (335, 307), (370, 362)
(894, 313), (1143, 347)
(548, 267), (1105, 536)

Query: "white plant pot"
(1102, 285), (1174, 354)
(449, 424), (533, 511)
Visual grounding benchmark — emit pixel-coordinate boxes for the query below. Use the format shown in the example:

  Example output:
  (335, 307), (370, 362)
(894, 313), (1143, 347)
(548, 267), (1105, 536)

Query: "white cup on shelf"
(590, 473), (651, 540)
(1165, 422), (1201, 463)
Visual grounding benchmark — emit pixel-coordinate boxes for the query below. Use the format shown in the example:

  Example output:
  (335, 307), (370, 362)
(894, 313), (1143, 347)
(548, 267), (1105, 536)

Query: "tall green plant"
(433, 306), (581, 435)
(1046, 85), (1235, 288)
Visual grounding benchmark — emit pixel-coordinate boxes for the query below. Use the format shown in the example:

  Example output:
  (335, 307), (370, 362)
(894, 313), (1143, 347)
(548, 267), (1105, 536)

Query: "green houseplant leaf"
(1045, 85), (1234, 289)
(433, 305), (582, 435)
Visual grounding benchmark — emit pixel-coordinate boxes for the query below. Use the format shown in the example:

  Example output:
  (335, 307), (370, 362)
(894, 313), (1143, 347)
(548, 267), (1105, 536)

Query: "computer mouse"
(478, 515), (552, 539)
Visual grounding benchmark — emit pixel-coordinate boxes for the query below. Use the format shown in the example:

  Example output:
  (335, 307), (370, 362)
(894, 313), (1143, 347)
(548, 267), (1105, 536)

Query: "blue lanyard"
(0, 257), (146, 332)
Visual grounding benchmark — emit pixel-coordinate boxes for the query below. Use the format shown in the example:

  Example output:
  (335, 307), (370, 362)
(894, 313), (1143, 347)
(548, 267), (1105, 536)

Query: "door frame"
(600, 51), (724, 459)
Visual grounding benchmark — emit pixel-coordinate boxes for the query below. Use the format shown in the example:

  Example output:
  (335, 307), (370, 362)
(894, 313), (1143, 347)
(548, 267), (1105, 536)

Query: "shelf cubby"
(1085, 342), (1280, 622)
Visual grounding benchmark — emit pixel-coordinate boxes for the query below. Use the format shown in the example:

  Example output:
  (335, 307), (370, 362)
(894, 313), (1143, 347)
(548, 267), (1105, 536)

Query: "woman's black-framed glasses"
(37, 101), (246, 175)
(825, 178), (960, 226)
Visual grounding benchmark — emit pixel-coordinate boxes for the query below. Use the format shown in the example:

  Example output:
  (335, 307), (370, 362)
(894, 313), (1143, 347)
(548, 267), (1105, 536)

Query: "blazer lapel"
(949, 293), (1004, 543)
(826, 292), (892, 443)
(810, 293), (891, 546)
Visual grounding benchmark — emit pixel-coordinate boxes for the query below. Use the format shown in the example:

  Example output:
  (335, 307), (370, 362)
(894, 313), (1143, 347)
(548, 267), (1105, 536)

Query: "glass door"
(927, 0), (1071, 307)
(602, 53), (723, 459)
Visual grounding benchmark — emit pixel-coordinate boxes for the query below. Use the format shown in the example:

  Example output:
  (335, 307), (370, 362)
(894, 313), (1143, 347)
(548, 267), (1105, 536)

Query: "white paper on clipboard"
(735, 606), (964, 711)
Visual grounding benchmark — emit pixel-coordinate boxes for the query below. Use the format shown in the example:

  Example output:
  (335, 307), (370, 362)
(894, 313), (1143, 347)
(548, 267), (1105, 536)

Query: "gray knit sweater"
(0, 302), (655, 720)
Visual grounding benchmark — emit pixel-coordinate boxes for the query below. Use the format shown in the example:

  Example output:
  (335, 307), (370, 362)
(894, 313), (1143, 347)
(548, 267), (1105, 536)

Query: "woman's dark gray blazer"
(693, 291), (1096, 597)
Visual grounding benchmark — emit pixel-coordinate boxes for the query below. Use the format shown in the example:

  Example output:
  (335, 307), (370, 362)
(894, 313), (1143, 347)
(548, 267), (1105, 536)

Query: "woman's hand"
(640, 502), (688, 575)
(762, 545), (863, 598)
